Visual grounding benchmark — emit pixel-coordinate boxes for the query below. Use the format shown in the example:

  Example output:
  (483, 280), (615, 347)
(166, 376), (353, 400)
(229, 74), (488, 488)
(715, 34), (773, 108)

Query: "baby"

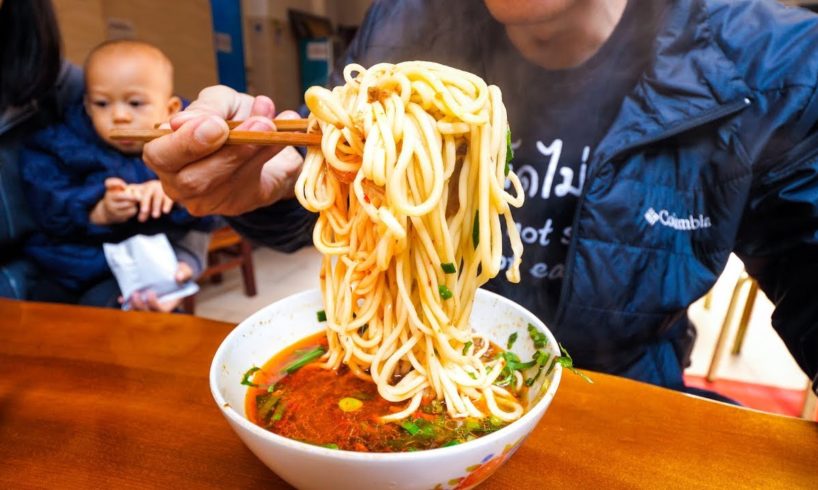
(84, 40), (182, 227)
(21, 40), (212, 310)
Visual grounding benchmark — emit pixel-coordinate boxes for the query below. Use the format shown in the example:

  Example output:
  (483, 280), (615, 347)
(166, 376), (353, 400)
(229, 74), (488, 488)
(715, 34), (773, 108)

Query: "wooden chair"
(705, 269), (817, 420)
(182, 226), (257, 313)
(706, 271), (759, 382)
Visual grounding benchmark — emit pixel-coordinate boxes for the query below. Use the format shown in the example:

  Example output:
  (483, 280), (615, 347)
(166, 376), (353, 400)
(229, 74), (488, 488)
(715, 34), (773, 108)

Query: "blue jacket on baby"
(20, 97), (213, 291)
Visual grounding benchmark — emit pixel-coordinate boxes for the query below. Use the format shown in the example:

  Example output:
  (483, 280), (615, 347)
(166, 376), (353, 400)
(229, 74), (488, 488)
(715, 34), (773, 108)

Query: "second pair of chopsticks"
(109, 118), (321, 146)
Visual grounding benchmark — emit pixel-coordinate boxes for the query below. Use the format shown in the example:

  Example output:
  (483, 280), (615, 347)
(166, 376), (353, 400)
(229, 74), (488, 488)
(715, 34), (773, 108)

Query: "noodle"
(295, 61), (526, 422)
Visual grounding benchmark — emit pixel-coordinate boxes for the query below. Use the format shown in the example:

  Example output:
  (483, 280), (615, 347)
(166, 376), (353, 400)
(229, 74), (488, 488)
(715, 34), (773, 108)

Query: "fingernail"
(194, 117), (225, 144)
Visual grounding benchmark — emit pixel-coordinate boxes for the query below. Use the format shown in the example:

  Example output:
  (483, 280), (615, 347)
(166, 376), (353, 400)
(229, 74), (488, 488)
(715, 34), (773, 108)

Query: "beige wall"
(53, 0), (373, 104)
(241, 0), (372, 108)
(53, 0), (218, 99)
(52, 0), (106, 66)
(334, 0), (372, 27)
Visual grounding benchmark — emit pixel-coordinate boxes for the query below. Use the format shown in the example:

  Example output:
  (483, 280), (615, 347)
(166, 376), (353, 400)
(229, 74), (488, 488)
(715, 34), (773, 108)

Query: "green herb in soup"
(243, 332), (522, 452)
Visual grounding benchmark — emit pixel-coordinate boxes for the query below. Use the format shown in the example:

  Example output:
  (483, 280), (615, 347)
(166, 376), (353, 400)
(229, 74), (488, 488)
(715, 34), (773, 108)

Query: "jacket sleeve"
(170, 230), (210, 279)
(19, 138), (114, 239)
(226, 197), (315, 253)
(734, 82), (818, 396)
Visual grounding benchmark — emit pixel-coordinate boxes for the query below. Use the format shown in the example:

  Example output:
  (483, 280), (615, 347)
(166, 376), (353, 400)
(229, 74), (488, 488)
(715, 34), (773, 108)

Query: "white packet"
(103, 233), (199, 310)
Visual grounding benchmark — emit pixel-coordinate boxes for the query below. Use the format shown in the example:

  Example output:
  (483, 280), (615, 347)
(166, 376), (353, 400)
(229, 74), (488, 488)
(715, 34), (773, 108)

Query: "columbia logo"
(644, 207), (712, 231)
(644, 208), (661, 226)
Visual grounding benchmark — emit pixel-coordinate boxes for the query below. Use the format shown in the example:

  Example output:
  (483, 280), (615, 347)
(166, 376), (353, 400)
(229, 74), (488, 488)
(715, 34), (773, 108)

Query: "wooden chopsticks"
(109, 118), (320, 146)
(153, 119), (310, 131)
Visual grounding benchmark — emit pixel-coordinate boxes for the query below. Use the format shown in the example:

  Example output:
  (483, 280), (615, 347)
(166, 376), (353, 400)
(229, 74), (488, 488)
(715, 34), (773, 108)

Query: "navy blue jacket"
(21, 98), (213, 291)
(0, 63), (83, 299)
(230, 0), (818, 394)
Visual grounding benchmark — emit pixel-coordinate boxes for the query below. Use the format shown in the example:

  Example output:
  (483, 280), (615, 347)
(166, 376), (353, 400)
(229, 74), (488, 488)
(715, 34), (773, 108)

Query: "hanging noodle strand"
(295, 61), (525, 422)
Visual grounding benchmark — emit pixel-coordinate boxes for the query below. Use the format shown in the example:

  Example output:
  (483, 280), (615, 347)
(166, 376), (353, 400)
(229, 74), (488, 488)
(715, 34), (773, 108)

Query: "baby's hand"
(129, 180), (174, 222)
(125, 262), (194, 312)
(89, 177), (139, 225)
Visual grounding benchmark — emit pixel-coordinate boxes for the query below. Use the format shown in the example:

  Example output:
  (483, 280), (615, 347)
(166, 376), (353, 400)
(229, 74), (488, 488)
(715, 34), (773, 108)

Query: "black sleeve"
(735, 84), (818, 396)
(226, 198), (315, 253)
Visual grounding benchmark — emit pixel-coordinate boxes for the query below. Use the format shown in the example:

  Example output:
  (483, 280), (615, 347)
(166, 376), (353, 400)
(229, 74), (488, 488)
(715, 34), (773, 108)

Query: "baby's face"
(85, 50), (180, 154)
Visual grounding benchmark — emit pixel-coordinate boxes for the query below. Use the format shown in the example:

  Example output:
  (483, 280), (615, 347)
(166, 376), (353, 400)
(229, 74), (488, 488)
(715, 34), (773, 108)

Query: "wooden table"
(1, 299), (816, 489)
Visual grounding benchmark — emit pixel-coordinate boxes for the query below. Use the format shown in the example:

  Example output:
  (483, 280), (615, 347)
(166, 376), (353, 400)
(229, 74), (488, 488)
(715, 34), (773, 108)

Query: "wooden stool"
(705, 270), (817, 420)
(183, 226), (257, 313)
(706, 271), (758, 382)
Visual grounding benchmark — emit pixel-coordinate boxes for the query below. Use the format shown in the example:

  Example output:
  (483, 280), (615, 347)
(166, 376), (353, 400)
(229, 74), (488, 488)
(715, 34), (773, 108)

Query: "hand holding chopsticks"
(140, 85), (308, 216)
(110, 118), (320, 147)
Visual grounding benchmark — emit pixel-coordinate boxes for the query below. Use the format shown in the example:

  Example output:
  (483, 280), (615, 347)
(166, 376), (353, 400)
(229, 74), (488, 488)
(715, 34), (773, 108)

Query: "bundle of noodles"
(295, 61), (525, 422)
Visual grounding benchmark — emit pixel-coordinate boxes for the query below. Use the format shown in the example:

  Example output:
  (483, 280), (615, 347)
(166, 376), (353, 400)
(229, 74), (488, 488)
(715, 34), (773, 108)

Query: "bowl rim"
(209, 287), (562, 461)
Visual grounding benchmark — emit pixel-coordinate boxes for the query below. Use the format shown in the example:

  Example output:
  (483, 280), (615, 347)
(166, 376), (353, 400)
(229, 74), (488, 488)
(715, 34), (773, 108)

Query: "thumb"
(143, 114), (229, 174)
(175, 262), (193, 283)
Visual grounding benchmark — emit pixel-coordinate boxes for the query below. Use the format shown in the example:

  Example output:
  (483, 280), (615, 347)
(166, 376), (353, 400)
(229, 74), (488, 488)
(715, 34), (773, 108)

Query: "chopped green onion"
(283, 346), (326, 374)
(256, 394), (280, 420)
(441, 262), (457, 274)
(507, 359), (536, 371)
(501, 351), (536, 371)
(339, 397), (363, 412)
(556, 343), (594, 383)
(472, 211), (480, 248)
(322, 443), (339, 450)
(438, 285), (453, 300)
(267, 383), (277, 393)
(421, 400), (444, 414)
(400, 420), (420, 435)
(272, 402), (286, 421)
(241, 366), (261, 387)
(545, 358), (558, 377)
(462, 341), (473, 355)
(525, 351), (551, 387)
(443, 440), (460, 447)
(467, 371), (477, 380)
(505, 127), (513, 177)
(316, 310), (327, 322)
(528, 323), (548, 349)
(495, 371), (514, 387)
(417, 421), (437, 438)
(507, 332), (518, 349)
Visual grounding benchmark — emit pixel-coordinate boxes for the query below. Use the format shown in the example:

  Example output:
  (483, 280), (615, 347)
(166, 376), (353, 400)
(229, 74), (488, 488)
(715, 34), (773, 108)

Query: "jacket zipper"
(553, 97), (752, 326)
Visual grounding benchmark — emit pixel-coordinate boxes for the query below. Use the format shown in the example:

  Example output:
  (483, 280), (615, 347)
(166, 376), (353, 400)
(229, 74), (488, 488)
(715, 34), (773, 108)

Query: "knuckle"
(176, 169), (209, 197)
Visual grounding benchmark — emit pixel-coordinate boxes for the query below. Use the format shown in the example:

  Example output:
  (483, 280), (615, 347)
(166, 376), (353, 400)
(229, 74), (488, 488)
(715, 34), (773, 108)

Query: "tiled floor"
(196, 247), (815, 418)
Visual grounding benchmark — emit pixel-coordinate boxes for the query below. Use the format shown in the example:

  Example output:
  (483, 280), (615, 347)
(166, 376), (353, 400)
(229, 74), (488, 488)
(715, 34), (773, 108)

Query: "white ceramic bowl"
(210, 288), (562, 490)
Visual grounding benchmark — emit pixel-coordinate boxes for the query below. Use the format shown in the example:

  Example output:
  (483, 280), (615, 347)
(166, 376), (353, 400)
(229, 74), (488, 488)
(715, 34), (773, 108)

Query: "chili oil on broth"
(244, 331), (530, 453)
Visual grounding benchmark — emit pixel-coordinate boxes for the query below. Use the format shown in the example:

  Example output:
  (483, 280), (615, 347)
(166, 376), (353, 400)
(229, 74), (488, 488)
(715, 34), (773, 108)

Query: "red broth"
(244, 332), (523, 452)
